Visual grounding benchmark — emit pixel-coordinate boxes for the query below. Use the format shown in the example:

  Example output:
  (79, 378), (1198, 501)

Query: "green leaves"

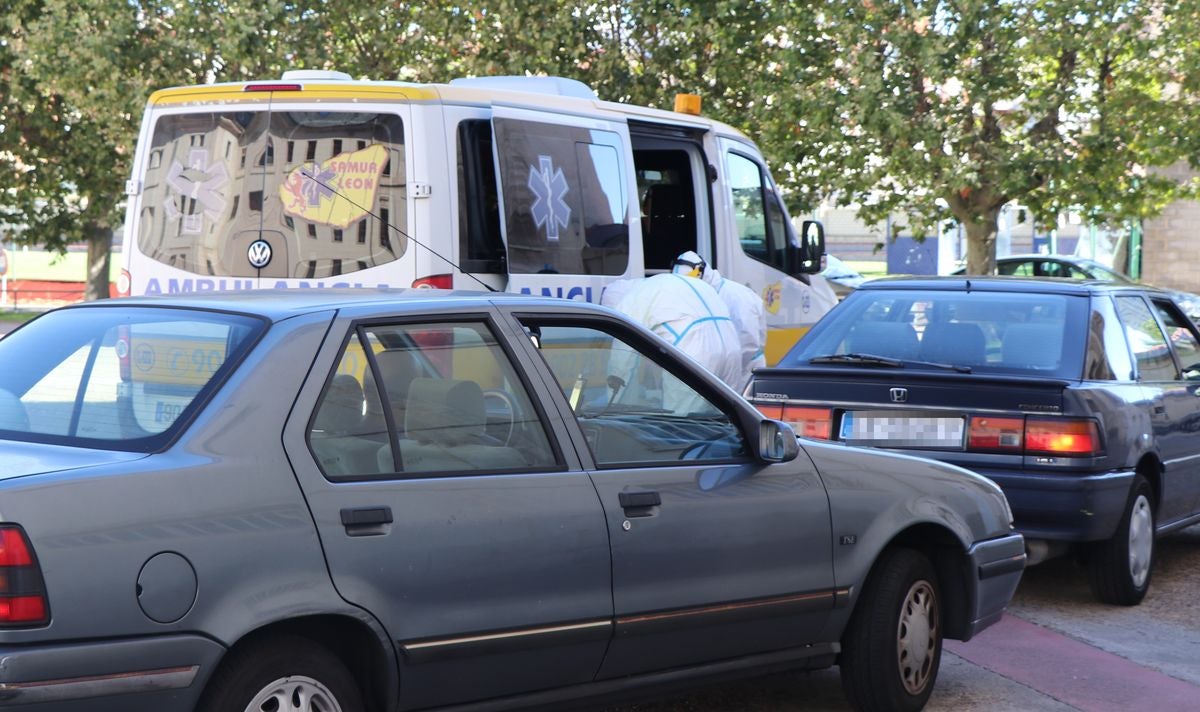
(768, 0), (1200, 273)
(2, 0), (1197, 280)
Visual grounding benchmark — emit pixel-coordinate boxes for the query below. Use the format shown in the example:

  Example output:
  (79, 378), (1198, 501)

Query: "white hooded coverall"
(701, 267), (767, 389)
(611, 269), (742, 413)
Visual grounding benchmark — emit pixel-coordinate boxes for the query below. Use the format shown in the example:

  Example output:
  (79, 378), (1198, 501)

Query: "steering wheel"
(481, 389), (517, 446)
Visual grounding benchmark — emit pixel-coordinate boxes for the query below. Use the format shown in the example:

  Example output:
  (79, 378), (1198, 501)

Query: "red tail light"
(781, 406), (833, 440)
(116, 268), (132, 297)
(753, 402), (783, 420)
(0, 526), (49, 626)
(752, 402), (831, 439)
(1026, 418), (1102, 456)
(412, 274), (453, 290)
(967, 417), (1024, 452)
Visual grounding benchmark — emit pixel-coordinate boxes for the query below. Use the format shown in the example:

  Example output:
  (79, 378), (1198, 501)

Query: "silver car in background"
(0, 290), (1022, 712)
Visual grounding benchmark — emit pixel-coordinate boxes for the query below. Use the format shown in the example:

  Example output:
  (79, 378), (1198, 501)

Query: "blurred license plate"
(840, 411), (964, 448)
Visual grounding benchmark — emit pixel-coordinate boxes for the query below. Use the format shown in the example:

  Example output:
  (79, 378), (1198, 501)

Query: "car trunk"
(751, 368), (1071, 458)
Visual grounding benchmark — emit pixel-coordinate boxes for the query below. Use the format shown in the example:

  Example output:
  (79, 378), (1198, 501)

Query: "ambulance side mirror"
(790, 219), (826, 275)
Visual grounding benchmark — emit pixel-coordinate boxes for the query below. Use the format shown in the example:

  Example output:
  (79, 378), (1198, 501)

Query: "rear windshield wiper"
(808, 353), (904, 368)
(807, 353), (973, 373)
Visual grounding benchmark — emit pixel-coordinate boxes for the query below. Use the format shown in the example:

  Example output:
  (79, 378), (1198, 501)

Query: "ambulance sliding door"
(490, 107), (636, 304)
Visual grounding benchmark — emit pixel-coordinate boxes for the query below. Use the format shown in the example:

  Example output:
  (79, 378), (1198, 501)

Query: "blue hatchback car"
(751, 276), (1200, 607)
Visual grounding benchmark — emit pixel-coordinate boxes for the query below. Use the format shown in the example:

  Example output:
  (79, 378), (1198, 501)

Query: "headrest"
(404, 378), (486, 443)
(364, 349), (422, 418)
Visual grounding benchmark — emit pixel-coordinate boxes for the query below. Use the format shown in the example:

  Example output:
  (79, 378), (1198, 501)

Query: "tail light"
(116, 268), (131, 297)
(412, 274), (453, 290)
(0, 526), (49, 626)
(753, 402), (783, 420)
(782, 406), (833, 440)
(1026, 418), (1102, 456)
(967, 417), (1024, 452)
(753, 403), (832, 440)
(967, 416), (1101, 457)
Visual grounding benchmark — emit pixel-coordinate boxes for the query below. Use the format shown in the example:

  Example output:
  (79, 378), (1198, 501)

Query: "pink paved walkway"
(947, 615), (1200, 711)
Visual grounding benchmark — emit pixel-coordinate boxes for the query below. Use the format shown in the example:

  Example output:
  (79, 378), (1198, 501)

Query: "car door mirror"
(790, 220), (826, 275)
(758, 419), (799, 463)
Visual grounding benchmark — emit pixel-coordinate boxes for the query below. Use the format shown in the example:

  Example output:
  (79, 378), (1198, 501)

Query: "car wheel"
(1088, 474), (1155, 606)
(840, 548), (941, 712)
(196, 635), (364, 712)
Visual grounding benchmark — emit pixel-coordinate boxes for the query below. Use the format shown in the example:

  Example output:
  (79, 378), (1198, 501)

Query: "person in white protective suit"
(697, 255), (767, 389)
(609, 252), (742, 413)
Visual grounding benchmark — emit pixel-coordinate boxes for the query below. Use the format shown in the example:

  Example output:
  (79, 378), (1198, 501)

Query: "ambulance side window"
(493, 118), (630, 277)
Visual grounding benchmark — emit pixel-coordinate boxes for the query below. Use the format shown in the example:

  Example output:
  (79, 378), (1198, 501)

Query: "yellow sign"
(280, 144), (388, 229)
(762, 281), (783, 315)
(130, 335), (228, 387)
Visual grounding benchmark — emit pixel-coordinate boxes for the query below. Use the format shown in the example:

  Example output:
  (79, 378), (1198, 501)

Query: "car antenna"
(298, 167), (498, 292)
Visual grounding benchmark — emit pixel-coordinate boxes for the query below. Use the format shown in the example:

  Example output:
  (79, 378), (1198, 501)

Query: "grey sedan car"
(0, 290), (1023, 712)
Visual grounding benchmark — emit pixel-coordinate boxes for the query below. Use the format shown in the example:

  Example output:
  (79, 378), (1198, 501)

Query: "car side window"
(1085, 296), (1134, 381)
(727, 151), (792, 272)
(1151, 299), (1200, 380)
(998, 261), (1033, 276)
(308, 320), (558, 479)
(1115, 296), (1178, 381)
(522, 321), (748, 467)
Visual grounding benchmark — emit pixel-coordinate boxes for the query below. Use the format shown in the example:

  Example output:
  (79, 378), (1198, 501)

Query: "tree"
(764, 0), (1200, 274)
(1, 0), (306, 300)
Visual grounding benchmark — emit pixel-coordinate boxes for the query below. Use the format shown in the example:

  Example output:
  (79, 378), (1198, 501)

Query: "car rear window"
(784, 289), (1087, 379)
(0, 306), (264, 451)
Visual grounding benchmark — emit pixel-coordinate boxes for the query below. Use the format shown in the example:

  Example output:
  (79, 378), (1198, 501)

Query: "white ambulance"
(119, 70), (836, 363)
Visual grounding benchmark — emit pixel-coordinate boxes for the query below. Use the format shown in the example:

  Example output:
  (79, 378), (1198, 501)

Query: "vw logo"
(247, 239), (273, 269)
(890, 387), (908, 403)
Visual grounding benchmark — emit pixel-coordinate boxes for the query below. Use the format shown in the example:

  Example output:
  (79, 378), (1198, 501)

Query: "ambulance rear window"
(492, 118), (629, 277)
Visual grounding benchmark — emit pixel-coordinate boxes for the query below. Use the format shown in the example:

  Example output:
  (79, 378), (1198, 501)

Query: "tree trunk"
(963, 208), (1002, 275)
(84, 222), (112, 301)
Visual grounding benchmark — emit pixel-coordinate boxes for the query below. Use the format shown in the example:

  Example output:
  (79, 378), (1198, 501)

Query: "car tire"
(1087, 474), (1155, 606)
(839, 547), (941, 712)
(196, 634), (364, 712)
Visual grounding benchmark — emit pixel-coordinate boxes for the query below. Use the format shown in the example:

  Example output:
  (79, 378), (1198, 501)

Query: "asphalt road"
(602, 524), (1200, 712)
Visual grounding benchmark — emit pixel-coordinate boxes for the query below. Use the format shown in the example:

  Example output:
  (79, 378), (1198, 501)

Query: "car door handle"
(619, 491), (661, 511)
(340, 506), (393, 536)
(1152, 405), (1167, 416)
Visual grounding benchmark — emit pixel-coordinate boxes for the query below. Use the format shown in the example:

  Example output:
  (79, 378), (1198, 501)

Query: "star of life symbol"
(164, 148), (230, 235)
(528, 155), (571, 242)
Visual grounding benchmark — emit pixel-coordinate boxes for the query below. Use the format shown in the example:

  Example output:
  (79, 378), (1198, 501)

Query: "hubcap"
(243, 676), (341, 712)
(1128, 494), (1153, 589)
(897, 579), (939, 696)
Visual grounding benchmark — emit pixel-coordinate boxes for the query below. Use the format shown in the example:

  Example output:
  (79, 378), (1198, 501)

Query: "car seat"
(361, 348), (423, 439)
(310, 374), (379, 476)
(919, 322), (987, 366)
(389, 378), (524, 473)
(1002, 323), (1062, 369)
(845, 322), (920, 360)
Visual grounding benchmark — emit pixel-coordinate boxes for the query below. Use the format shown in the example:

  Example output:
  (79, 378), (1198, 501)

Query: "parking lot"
(606, 524), (1200, 711)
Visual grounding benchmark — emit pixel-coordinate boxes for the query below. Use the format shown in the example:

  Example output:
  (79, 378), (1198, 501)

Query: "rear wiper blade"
(906, 359), (973, 373)
(807, 353), (973, 373)
(808, 353), (904, 368)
